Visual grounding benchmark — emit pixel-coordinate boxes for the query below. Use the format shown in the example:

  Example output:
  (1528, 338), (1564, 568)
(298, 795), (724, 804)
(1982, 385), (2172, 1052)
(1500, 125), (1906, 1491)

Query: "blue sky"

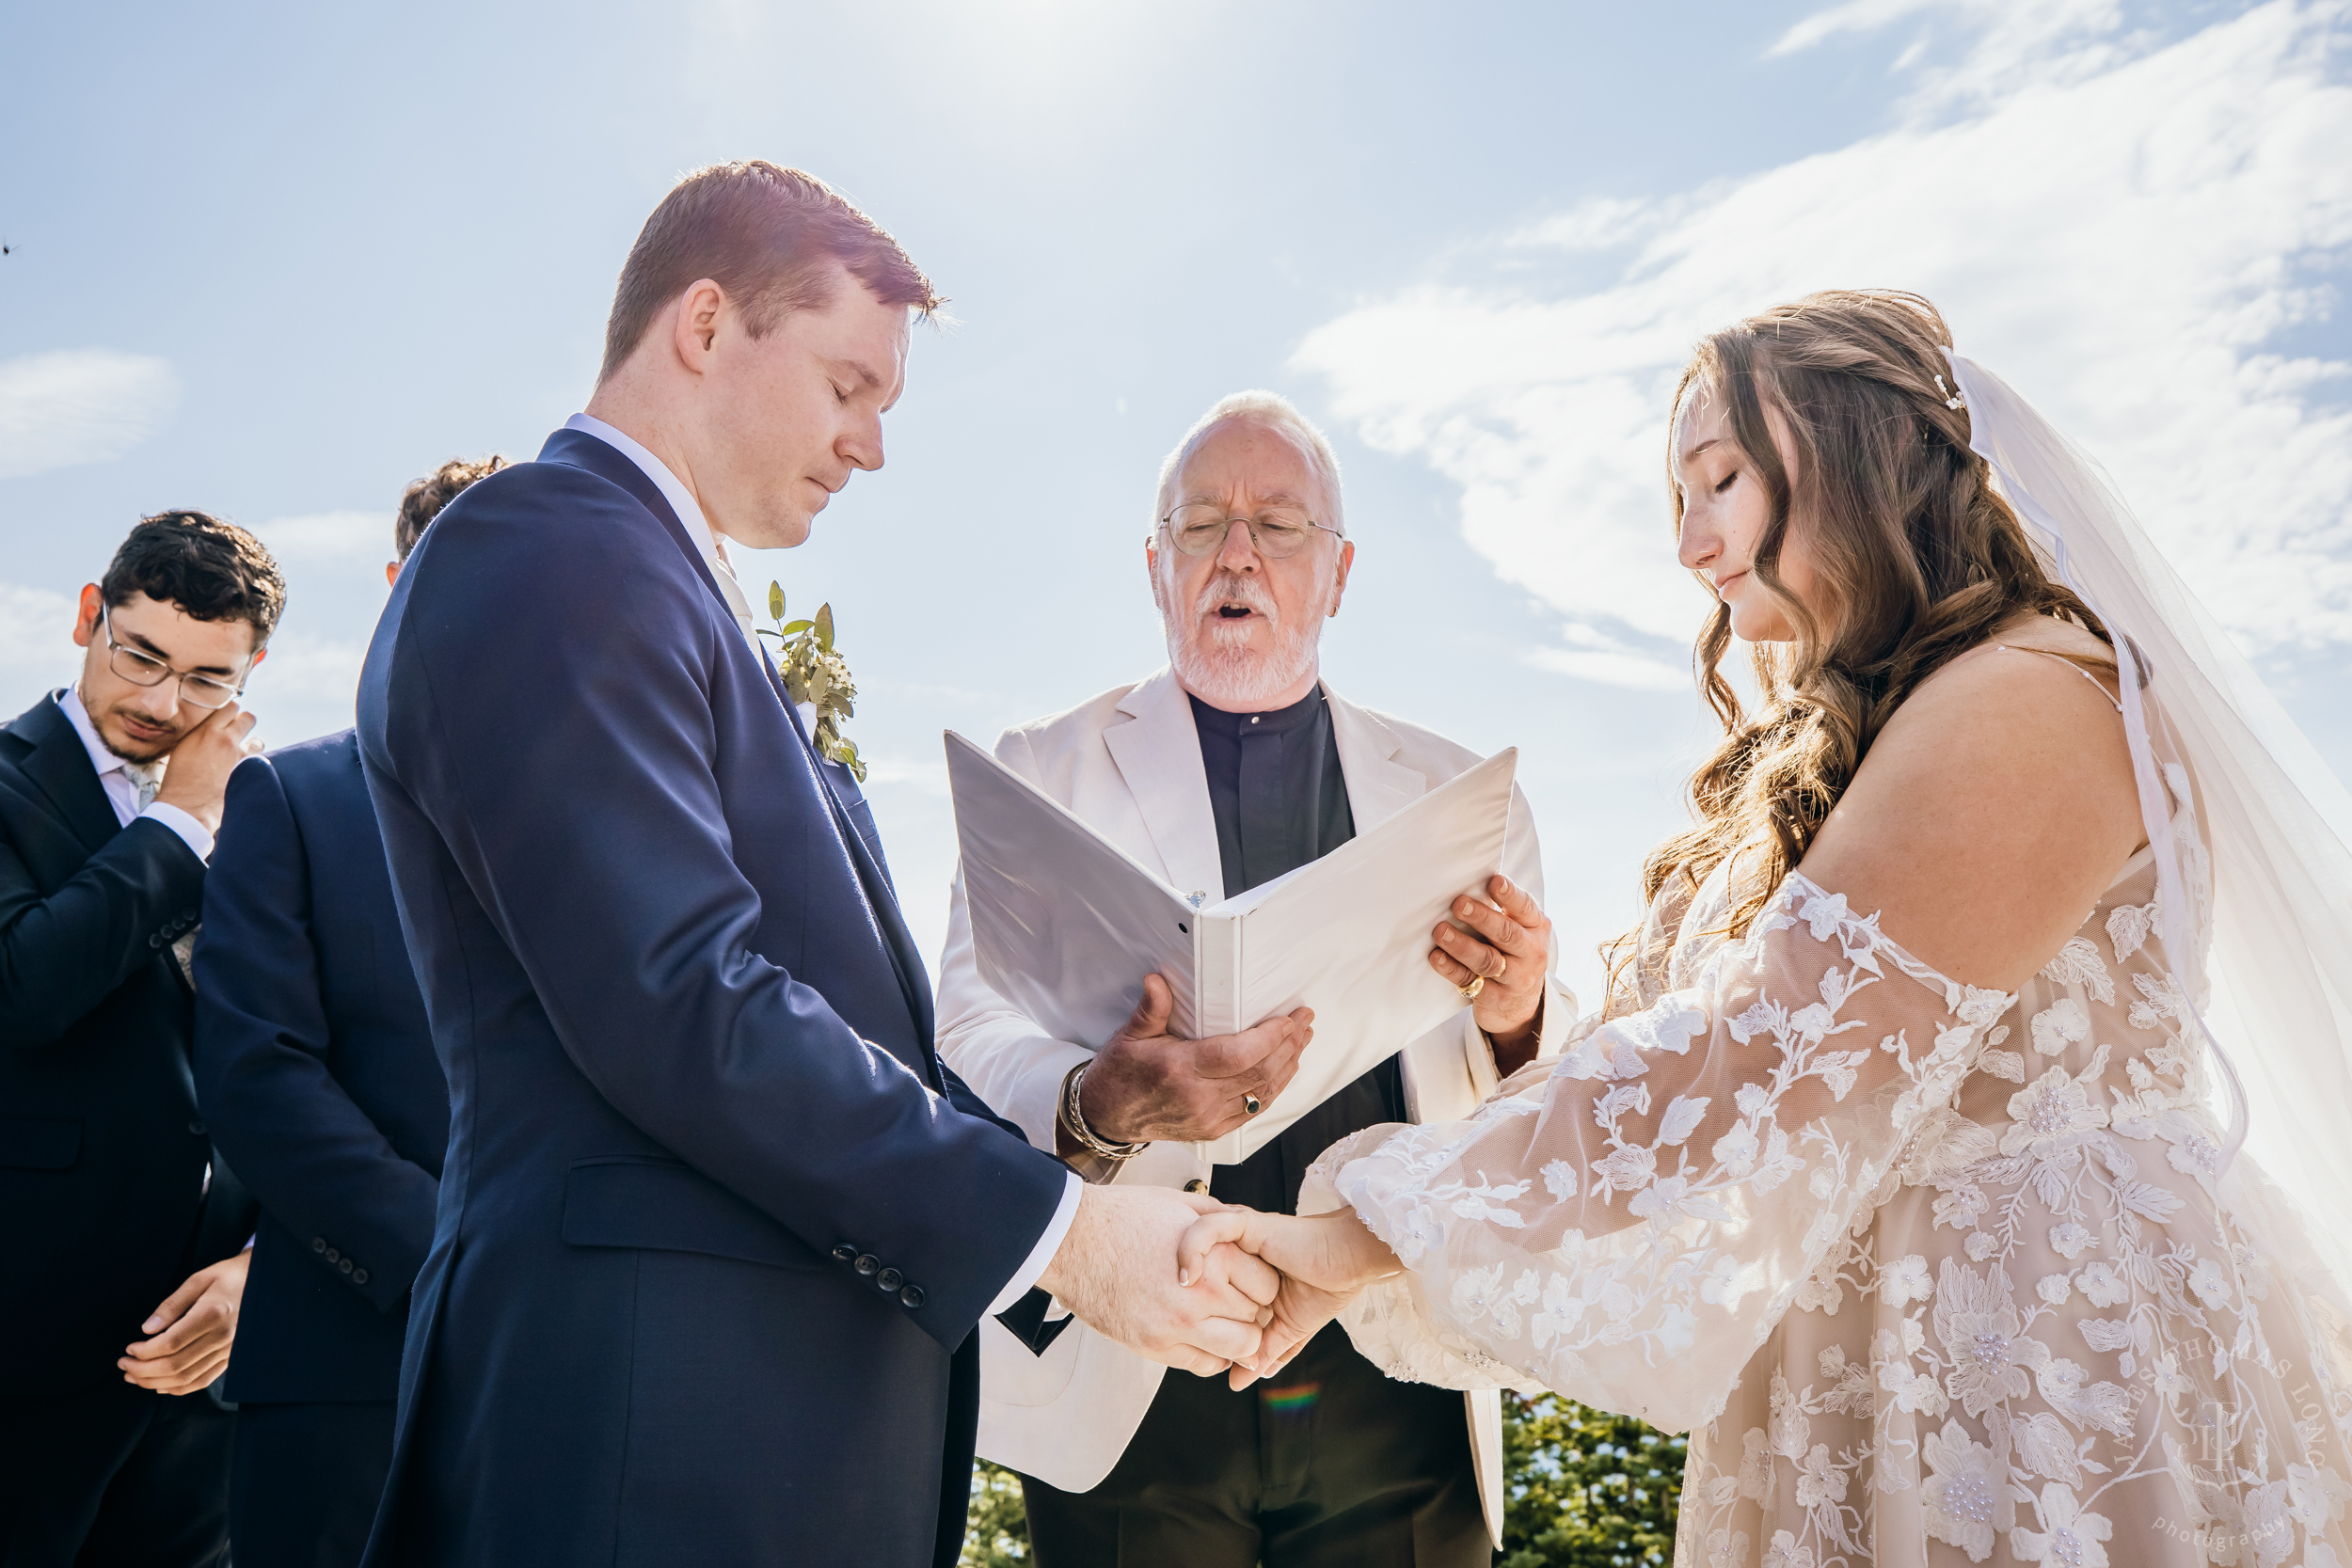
(4, 0), (2346, 1008)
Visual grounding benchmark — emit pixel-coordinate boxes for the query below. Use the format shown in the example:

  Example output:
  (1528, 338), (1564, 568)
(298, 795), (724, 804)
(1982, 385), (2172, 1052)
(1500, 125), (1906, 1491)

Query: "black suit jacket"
(354, 429), (1071, 1568)
(0, 693), (256, 1396)
(194, 730), (449, 1405)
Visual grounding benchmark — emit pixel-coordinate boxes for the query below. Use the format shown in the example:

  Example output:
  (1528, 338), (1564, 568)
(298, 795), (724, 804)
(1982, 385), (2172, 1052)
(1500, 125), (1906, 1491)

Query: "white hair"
(1152, 389), (1345, 535)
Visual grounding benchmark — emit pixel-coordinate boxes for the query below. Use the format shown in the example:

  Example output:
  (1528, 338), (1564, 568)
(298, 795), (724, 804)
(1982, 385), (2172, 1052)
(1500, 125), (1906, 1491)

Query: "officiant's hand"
(1070, 974), (1312, 1149)
(1038, 1185), (1279, 1376)
(1428, 874), (1551, 1074)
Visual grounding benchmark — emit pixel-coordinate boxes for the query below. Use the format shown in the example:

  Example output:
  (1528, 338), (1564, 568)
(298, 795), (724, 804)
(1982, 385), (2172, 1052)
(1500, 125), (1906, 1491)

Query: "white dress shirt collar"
(57, 686), (145, 821)
(562, 413), (758, 644)
(54, 687), (214, 860)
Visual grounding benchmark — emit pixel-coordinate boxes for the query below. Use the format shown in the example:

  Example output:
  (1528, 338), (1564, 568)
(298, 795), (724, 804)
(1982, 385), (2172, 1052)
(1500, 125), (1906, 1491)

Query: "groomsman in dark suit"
(193, 457), (500, 1568)
(0, 512), (283, 1566)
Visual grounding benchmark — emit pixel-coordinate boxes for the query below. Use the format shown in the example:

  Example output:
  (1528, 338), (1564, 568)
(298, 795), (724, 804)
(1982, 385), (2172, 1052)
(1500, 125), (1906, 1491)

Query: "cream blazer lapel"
(1100, 671), (1223, 908)
(1324, 681), (1425, 832)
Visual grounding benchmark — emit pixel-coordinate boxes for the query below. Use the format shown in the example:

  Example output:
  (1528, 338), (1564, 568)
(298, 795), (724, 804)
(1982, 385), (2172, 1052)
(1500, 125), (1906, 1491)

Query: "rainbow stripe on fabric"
(1259, 1383), (1321, 1414)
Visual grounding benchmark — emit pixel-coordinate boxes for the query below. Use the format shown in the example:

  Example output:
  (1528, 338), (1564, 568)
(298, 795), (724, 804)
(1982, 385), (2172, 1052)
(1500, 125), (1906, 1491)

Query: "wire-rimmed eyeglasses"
(1152, 504), (1343, 560)
(99, 607), (251, 710)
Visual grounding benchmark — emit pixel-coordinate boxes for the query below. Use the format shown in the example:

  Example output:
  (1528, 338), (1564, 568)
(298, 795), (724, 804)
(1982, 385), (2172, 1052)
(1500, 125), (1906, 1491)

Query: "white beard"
(1163, 570), (1324, 710)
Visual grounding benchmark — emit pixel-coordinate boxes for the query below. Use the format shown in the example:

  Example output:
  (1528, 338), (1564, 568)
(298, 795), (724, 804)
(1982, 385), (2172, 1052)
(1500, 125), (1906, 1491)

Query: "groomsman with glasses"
(194, 459), (499, 1568)
(0, 512), (282, 1566)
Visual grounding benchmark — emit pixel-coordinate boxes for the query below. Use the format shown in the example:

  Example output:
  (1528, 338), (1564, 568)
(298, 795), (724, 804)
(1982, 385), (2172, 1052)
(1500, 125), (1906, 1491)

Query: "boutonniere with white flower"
(759, 580), (866, 784)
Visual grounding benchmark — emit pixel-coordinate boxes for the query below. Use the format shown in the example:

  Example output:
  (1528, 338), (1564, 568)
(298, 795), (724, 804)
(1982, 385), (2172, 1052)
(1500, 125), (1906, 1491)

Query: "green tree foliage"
(1499, 1392), (1685, 1567)
(960, 1395), (1685, 1566)
(962, 1460), (1031, 1568)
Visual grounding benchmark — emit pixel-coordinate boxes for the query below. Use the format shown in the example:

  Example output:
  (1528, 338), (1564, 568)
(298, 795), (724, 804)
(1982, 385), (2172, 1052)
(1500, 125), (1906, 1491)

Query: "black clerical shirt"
(1188, 689), (1407, 1218)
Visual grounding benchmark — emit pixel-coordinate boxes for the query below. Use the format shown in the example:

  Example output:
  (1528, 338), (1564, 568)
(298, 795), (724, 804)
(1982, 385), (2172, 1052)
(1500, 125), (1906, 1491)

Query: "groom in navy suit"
(355, 162), (1291, 1567)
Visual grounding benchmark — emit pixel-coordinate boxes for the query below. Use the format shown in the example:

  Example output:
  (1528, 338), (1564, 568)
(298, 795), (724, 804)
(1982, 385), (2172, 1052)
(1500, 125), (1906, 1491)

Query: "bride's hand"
(1175, 1207), (1400, 1390)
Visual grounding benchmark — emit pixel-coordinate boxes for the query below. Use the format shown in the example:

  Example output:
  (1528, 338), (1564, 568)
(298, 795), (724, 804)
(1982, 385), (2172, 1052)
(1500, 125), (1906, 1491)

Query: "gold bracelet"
(1060, 1062), (1146, 1163)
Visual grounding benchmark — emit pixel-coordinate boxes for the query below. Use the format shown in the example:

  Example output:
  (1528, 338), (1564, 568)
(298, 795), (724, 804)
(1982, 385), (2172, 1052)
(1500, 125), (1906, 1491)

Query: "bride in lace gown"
(1181, 292), (2352, 1566)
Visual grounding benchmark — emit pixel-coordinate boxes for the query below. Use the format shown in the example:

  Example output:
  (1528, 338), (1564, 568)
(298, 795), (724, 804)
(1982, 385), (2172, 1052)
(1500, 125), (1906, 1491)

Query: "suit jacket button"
(832, 1243), (857, 1263)
(340, 1259), (354, 1274)
(877, 1267), (903, 1292)
(899, 1285), (925, 1308)
(1183, 1179), (1208, 1194)
(312, 1238), (326, 1253)
(326, 1247), (340, 1263)
(853, 1254), (880, 1275)
(353, 1268), (369, 1285)
(149, 934), (163, 948)
(187, 1119), (205, 1135)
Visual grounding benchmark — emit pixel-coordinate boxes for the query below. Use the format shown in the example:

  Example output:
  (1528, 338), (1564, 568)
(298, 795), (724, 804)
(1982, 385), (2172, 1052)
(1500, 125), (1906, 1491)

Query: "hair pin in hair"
(1934, 373), (1965, 411)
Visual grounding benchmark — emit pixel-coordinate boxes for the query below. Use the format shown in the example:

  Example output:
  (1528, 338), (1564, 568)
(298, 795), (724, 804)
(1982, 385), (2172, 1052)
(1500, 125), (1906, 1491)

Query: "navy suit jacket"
(194, 730), (449, 1404)
(354, 428), (1071, 1568)
(0, 693), (257, 1395)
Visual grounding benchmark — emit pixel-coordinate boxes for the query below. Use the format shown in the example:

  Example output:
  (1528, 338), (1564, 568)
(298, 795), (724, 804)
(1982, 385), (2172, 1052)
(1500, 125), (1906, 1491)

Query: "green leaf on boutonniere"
(762, 587), (866, 783)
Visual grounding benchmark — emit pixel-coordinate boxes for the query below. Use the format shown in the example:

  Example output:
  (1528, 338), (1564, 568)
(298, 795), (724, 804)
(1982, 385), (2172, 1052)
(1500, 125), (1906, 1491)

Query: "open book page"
(946, 731), (1518, 1163)
(946, 730), (1201, 1046)
(1194, 748), (1517, 1161)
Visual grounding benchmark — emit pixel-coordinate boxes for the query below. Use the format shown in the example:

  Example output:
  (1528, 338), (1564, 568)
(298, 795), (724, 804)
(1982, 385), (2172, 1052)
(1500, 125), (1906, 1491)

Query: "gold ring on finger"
(1245, 1094), (1263, 1116)
(1457, 975), (1485, 1002)
(1491, 957), (1507, 983)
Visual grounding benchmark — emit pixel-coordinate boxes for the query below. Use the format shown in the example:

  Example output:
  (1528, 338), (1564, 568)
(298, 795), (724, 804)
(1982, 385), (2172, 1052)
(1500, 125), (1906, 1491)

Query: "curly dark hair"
(99, 511), (286, 645)
(1604, 290), (2113, 1006)
(395, 454), (508, 562)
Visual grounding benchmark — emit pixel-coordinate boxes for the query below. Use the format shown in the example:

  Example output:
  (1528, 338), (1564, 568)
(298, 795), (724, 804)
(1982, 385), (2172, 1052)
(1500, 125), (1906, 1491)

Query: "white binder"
(946, 731), (1518, 1163)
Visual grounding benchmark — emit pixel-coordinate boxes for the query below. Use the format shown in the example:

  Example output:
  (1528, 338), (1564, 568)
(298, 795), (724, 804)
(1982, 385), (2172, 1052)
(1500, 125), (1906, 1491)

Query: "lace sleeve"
(1299, 872), (2014, 1432)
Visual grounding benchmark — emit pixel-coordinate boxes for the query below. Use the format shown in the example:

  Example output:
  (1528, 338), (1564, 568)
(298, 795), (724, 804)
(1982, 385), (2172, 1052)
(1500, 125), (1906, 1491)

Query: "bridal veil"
(1947, 350), (2352, 1352)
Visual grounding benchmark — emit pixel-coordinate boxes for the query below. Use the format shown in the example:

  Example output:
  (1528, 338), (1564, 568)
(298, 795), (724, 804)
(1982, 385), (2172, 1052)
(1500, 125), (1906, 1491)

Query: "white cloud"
(859, 752), (952, 797)
(1770, 0), (1953, 55)
(0, 350), (180, 481)
(1295, 0), (2352, 686)
(250, 632), (368, 708)
(1524, 622), (1690, 690)
(0, 582), (85, 702)
(1767, 0), (2137, 116)
(253, 511), (395, 565)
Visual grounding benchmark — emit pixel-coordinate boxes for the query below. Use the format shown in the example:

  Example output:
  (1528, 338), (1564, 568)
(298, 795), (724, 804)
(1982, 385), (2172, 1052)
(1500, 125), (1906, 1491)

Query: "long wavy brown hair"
(1603, 290), (2113, 1009)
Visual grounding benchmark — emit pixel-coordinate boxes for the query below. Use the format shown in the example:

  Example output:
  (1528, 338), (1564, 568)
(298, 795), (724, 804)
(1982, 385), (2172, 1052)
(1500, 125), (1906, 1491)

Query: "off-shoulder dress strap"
(1991, 642), (2123, 712)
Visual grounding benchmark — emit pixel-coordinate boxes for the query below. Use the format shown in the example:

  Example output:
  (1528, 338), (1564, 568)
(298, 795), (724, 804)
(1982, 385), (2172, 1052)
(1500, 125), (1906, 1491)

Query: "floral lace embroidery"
(1306, 857), (2352, 1567)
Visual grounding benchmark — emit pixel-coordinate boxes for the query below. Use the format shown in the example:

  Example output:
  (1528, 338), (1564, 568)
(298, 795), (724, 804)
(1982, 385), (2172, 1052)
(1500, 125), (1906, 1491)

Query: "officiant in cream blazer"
(936, 392), (1576, 1567)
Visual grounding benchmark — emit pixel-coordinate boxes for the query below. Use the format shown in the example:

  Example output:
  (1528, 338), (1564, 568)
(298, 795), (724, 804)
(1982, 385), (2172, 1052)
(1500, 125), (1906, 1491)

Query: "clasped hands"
(1034, 1183), (1397, 1386)
(1037, 873), (1543, 1378)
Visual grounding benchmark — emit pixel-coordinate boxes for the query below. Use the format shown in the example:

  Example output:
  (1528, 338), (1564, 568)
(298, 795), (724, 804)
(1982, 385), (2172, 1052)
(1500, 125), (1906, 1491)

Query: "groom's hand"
(1036, 1185), (1279, 1376)
(1066, 974), (1312, 1151)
